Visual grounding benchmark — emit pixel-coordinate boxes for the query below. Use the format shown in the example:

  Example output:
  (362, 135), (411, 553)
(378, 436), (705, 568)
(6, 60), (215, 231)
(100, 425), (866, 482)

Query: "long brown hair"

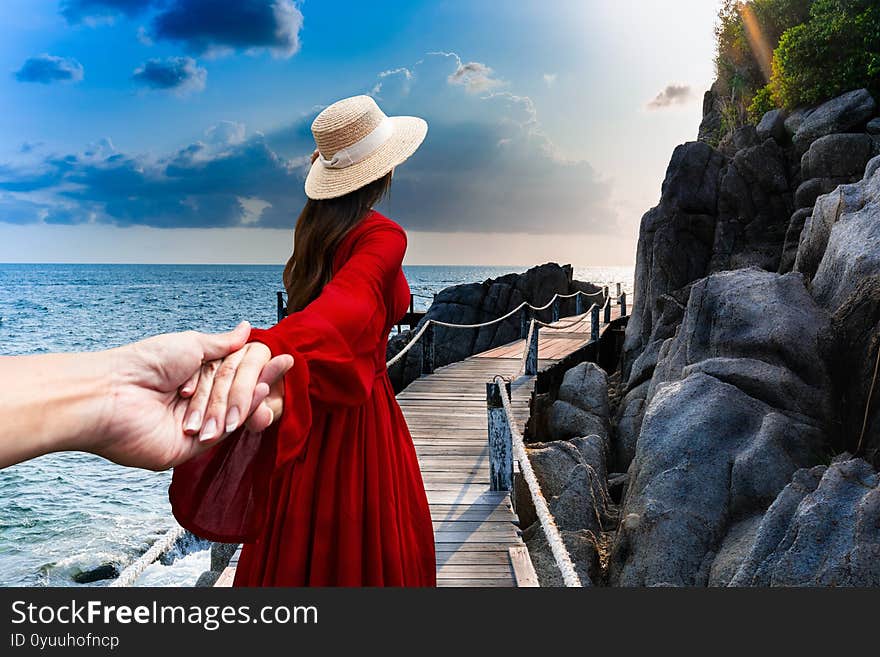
(283, 171), (392, 313)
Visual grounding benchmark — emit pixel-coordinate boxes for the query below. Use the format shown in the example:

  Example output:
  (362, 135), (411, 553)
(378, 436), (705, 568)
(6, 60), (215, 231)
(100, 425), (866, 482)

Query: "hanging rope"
(857, 336), (880, 454)
(493, 375), (584, 587)
(385, 289), (608, 368)
(109, 524), (186, 587)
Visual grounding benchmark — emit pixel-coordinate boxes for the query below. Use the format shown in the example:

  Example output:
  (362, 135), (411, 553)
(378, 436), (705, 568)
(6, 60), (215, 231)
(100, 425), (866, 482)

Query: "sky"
(0, 0), (722, 266)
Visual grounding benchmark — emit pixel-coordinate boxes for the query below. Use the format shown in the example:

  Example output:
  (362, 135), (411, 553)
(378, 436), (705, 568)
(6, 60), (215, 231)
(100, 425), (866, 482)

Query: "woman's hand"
(182, 341), (289, 442)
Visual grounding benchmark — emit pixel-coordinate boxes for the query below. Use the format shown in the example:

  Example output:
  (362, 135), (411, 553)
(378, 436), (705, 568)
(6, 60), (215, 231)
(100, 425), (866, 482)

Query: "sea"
(0, 263), (633, 587)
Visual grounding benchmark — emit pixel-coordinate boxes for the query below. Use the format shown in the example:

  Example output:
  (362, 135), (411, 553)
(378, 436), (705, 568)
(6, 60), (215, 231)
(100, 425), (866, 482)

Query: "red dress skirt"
(169, 211), (436, 586)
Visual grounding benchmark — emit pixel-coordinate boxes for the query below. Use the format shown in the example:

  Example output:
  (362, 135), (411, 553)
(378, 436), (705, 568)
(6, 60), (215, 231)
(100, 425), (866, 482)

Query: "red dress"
(169, 211), (436, 586)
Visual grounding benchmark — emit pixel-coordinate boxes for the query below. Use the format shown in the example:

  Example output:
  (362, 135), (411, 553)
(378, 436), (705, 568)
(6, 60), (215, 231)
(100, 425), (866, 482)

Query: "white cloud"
(543, 73), (557, 87)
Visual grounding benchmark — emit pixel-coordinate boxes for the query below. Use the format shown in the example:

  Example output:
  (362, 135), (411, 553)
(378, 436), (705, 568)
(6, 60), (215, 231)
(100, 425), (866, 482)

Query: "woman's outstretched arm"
(0, 322), (292, 470)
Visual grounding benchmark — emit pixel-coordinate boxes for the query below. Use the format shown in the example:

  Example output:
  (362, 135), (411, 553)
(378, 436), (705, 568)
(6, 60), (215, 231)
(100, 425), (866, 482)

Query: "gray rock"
(784, 106), (814, 138)
(867, 118), (880, 135)
(731, 457), (880, 586)
(557, 362), (609, 419)
(195, 571), (221, 587)
(778, 208), (812, 274)
(792, 88), (876, 152)
(809, 159), (880, 310)
(756, 109), (787, 143)
(824, 275), (880, 456)
(732, 125), (759, 152)
(800, 133), (874, 180)
(609, 269), (832, 586)
(707, 514), (764, 587)
(523, 524), (598, 587)
(612, 382), (649, 472)
(710, 139), (793, 272)
(794, 177), (850, 210)
(621, 141), (723, 380)
(524, 434), (613, 585)
(728, 466), (824, 586)
(547, 401), (608, 441)
(210, 542), (238, 572)
(527, 435), (610, 534)
(697, 85), (723, 145)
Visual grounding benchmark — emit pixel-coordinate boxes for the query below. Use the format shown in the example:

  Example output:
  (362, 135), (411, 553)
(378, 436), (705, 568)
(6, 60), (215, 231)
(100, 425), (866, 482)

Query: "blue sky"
(0, 0), (722, 265)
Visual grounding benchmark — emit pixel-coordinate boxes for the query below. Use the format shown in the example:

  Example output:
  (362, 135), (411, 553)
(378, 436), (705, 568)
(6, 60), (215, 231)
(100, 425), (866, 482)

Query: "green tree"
(770, 0), (880, 108)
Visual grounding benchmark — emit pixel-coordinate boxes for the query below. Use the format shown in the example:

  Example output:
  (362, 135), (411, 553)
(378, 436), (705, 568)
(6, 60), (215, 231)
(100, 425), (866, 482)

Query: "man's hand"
(89, 322), (293, 470)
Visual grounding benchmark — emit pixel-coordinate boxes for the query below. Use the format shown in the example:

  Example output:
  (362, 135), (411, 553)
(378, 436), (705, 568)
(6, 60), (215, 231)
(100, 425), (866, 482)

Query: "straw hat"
(304, 95), (427, 200)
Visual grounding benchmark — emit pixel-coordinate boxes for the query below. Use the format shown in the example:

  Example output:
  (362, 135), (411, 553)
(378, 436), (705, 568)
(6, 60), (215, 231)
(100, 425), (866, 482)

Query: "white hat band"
(318, 117), (394, 169)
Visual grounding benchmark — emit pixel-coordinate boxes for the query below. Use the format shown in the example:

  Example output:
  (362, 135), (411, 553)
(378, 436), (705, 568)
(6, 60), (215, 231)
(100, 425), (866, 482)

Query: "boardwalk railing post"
(520, 307), (531, 339)
(552, 297), (560, 323)
(421, 322), (435, 375)
(525, 321), (540, 375)
(276, 291), (285, 323)
(603, 286), (611, 324)
(486, 380), (513, 492)
(576, 292), (584, 315)
(591, 305), (600, 342)
(620, 291), (627, 317)
(616, 282), (622, 298)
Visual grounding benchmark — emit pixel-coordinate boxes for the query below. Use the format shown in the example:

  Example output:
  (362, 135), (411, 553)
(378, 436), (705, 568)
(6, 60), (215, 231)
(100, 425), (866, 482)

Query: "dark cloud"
(151, 0), (303, 57)
(132, 56), (206, 93)
(60, 0), (156, 23)
(0, 127), (305, 229)
(14, 55), (84, 84)
(19, 142), (44, 154)
(646, 83), (693, 110)
(1, 51), (616, 235)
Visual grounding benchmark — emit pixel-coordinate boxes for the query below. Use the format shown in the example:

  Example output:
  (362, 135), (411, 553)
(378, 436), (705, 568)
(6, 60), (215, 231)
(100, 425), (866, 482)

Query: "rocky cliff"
(603, 88), (880, 586)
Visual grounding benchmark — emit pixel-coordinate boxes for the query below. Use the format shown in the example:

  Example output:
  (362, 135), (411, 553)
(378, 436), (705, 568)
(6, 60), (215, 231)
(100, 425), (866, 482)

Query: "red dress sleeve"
(168, 215), (407, 542)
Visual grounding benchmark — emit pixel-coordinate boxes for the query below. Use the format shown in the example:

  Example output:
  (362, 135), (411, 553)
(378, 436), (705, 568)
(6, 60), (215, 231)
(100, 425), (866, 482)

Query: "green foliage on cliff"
(770, 0), (880, 108)
(713, 0), (880, 135)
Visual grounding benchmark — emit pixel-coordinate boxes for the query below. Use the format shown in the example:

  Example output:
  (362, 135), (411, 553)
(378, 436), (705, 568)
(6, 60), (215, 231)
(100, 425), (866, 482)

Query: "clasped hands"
(94, 321), (287, 471)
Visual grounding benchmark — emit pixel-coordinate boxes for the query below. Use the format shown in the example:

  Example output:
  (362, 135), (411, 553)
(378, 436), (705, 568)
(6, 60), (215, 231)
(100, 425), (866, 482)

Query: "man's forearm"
(0, 351), (114, 468)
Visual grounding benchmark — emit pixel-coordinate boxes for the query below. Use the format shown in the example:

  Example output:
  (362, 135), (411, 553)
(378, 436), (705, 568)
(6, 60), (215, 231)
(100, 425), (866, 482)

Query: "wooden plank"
(213, 567), (235, 587)
(508, 546), (540, 587)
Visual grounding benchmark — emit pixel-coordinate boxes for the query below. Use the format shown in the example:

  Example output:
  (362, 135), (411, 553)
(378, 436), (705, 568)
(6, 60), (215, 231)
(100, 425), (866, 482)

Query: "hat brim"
(304, 116), (427, 200)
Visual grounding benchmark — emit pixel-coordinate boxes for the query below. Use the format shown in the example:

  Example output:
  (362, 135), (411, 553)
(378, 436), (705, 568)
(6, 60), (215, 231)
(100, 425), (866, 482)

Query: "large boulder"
(547, 362), (610, 441)
(621, 142), (723, 380)
(800, 133), (875, 180)
(609, 269), (832, 586)
(794, 176), (850, 210)
(797, 160), (880, 456)
(756, 109), (787, 144)
(709, 139), (793, 272)
(386, 263), (600, 391)
(730, 456), (880, 586)
(524, 435), (614, 586)
(792, 88), (876, 152)
(809, 156), (880, 309)
(778, 208), (812, 274)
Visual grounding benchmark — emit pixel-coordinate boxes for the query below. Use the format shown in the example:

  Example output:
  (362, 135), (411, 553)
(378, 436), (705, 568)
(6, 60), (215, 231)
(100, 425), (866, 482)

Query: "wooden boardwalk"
(217, 306), (621, 587)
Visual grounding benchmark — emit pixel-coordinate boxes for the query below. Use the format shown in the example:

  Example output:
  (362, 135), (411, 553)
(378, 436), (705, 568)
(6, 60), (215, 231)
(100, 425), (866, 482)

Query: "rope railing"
(109, 524), (186, 587)
(385, 289), (610, 369)
(492, 374), (584, 587)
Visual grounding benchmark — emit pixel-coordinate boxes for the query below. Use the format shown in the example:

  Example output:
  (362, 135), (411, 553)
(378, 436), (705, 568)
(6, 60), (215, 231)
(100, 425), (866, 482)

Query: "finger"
(199, 347), (247, 442)
(310, 149), (319, 164)
(183, 360), (219, 435)
(258, 354), (294, 387)
(179, 368), (200, 398)
(195, 321), (251, 362)
(245, 401), (275, 433)
(224, 344), (271, 434)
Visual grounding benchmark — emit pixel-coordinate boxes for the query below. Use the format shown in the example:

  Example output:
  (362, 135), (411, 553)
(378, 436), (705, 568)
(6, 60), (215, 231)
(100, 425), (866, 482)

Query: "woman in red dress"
(168, 95), (436, 586)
